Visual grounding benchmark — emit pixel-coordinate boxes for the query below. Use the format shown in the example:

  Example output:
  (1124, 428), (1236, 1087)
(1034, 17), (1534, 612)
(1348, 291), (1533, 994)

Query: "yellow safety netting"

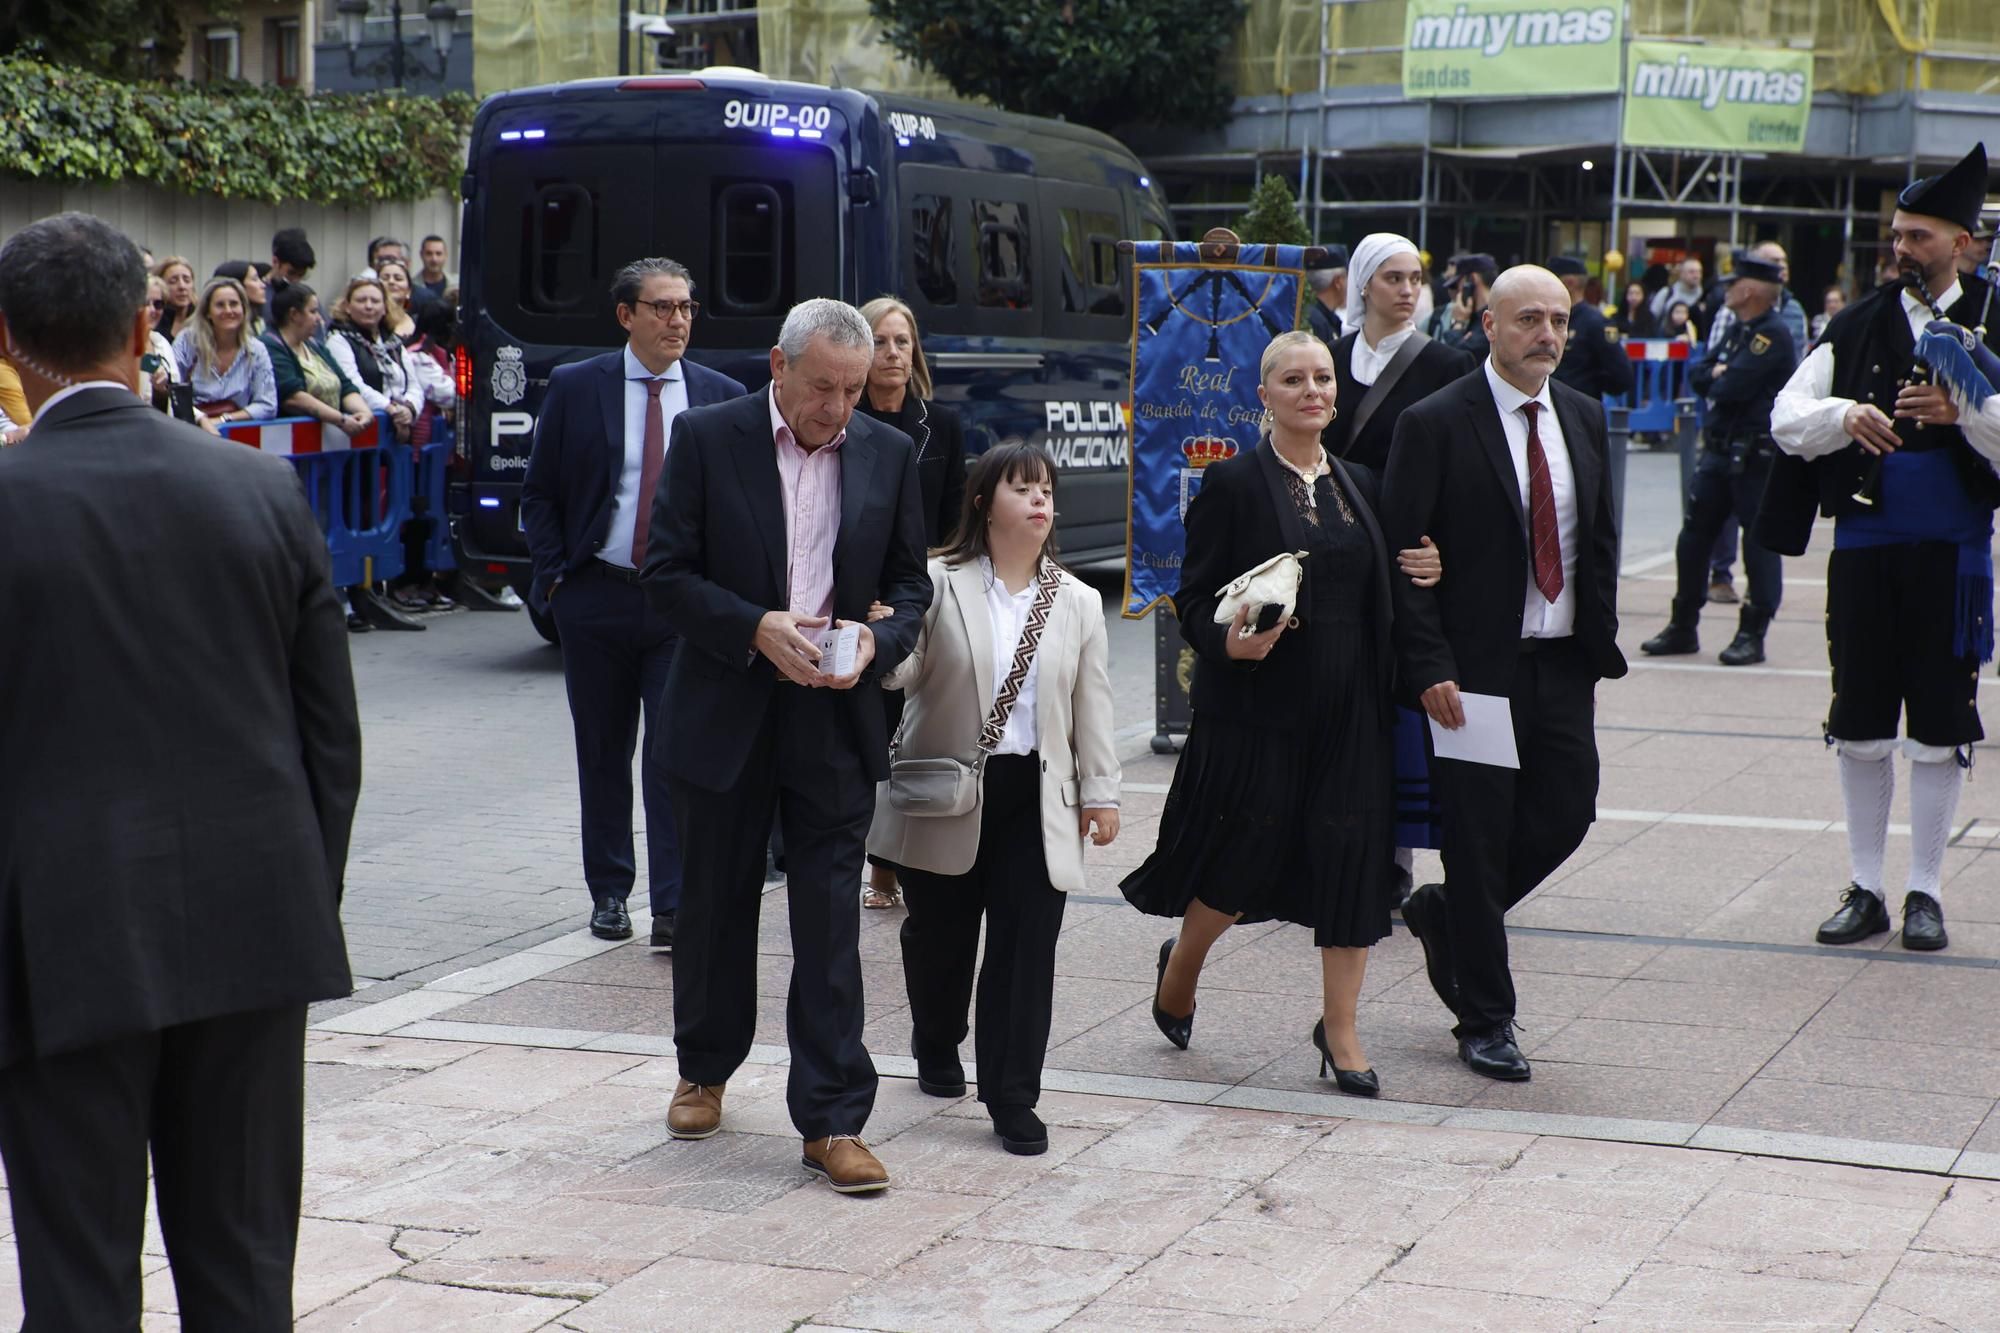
(473, 0), (2000, 103)
(474, 0), (619, 97)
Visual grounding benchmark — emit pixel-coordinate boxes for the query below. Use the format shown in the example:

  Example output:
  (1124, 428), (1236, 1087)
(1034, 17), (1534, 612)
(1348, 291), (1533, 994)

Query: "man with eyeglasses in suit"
(522, 258), (748, 951)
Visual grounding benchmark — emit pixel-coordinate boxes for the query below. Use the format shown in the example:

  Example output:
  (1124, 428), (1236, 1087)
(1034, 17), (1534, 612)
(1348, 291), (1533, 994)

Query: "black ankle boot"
(1641, 597), (1703, 656)
(990, 1105), (1047, 1155)
(1718, 603), (1773, 666)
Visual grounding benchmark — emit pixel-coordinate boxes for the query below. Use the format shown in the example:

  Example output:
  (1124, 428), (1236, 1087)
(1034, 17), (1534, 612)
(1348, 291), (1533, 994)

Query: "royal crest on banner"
(1123, 234), (1312, 618)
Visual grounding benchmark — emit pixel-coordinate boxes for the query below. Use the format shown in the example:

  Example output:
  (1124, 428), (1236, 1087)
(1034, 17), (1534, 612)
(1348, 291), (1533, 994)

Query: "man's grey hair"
(610, 257), (693, 309)
(1306, 268), (1343, 292)
(777, 298), (873, 362)
(0, 212), (146, 373)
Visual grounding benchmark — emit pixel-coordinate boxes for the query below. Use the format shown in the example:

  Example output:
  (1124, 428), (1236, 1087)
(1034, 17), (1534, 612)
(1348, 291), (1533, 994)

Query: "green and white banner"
(1402, 0), (1622, 99)
(1622, 42), (1814, 153)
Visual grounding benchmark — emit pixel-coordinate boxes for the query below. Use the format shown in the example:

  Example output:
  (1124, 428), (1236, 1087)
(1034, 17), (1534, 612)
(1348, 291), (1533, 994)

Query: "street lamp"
(337, 0), (459, 88)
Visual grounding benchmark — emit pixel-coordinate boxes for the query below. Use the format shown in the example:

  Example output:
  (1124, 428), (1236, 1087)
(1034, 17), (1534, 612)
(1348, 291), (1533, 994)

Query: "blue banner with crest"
(1124, 242), (1309, 617)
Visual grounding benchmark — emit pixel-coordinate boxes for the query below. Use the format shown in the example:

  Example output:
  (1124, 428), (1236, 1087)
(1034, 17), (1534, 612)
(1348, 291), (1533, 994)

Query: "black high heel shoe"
(1312, 1019), (1379, 1098)
(1152, 937), (1194, 1050)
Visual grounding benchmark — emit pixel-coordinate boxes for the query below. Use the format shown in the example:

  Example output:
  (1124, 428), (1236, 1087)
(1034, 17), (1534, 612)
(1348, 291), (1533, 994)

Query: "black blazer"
(1324, 333), (1476, 472)
(0, 389), (360, 1069)
(859, 394), (967, 548)
(1175, 441), (1395, 730)
(643, 389), (934, 791)
(1381, 370), (1628, 698)
(520, 349), (747, 611)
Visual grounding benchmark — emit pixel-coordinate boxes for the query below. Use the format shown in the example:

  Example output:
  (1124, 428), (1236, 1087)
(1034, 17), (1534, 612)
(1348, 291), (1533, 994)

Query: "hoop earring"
(1260, 407), (1274, 427)
(1328, 405), (1338, 420)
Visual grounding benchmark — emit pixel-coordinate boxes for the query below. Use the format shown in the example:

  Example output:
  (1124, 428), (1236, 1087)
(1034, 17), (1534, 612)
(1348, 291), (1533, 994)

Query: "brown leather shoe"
(801, 1135), (889, 1194)
(667, 1079), (724, 1140)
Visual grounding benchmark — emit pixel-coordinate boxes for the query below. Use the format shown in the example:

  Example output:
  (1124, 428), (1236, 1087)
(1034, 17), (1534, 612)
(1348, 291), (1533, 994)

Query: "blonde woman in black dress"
(1121, 331), (1440, 1095)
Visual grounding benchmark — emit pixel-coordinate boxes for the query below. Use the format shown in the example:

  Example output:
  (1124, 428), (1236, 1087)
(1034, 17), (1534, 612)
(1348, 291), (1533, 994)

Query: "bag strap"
(1346, 331), (1430, 445)
(978, 561), (1063, 752)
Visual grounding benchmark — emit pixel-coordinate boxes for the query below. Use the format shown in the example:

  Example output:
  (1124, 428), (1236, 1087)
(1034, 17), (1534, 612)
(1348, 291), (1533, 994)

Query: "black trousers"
(552, 563), (681, 914)
(899, 753), (1067, 1110)
(1827, 542), (1984, 747)
(1675, 450), (1782, 613)
(0, 1005), (308, 1332)
(1429, 639), (1599, 1036)
(670, 685), (877, 1138)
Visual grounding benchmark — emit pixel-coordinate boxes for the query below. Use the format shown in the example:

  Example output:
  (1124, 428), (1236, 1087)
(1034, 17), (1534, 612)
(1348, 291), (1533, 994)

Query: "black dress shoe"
(650, 910), (676, 952)
(1459, 1024), (1530, 1082)
(1400, 883), (1458, 1015)
(1815, 884), (1890, 945)
(345, 611), (373, 632)
(1311, 1019), (1379, 1098)
(911, 1041), (967, 1097)
(990, 1105), (1047, 1156)
(589, 895), (633, 941)
(1901, 892), (1948, 951)
(1152, 936), (1194, 1050)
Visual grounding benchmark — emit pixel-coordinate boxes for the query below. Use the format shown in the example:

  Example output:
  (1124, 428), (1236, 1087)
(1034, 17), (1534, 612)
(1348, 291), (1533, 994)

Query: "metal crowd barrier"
(215, 412), (456, 587)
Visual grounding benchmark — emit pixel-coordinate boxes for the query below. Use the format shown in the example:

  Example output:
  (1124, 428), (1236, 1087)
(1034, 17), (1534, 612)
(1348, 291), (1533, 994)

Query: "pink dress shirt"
(768, 387), (844, 621)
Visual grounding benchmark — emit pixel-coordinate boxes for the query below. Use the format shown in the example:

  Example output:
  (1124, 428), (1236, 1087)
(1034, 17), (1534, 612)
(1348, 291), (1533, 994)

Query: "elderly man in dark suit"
(1383, 264), (1628, 1083)
(643, 297), (932, 1194)
(0, 213), (360, 1329)
(521, 258), (747, 950)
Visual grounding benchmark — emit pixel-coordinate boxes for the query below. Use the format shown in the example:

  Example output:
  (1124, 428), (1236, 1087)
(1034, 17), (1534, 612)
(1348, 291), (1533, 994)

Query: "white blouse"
(980, 558), (1041, 756)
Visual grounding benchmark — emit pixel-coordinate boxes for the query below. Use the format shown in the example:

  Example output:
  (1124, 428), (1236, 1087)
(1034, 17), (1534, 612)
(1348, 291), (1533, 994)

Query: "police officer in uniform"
(1550, 256), (1634, 401)
(1762, 142), (2000, 953)
(1640, 251), (1795, 664)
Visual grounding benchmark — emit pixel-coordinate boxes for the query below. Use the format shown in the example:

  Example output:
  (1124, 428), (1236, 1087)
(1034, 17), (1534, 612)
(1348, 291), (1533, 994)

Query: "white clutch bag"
(1213, 550), (1307, 635)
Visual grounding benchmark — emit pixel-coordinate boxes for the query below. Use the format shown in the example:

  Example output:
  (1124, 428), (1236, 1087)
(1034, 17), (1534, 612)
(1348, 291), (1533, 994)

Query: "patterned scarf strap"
(978, 560), (1063, 752)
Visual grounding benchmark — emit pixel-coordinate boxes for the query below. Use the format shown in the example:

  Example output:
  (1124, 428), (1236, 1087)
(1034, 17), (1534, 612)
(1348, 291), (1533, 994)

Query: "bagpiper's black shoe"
(1815, 884), (1890, 945)
(1901, 892), (1948, 951)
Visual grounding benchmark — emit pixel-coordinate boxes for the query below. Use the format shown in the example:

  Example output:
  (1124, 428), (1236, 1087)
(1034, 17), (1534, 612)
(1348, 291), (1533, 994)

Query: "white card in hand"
(1426, 691), (1519, 769)
(815, 623), (861, 677)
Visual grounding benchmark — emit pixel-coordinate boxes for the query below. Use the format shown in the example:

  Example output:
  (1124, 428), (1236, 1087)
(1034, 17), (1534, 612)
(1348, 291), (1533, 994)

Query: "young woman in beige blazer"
(869, 442), (1120, 1156)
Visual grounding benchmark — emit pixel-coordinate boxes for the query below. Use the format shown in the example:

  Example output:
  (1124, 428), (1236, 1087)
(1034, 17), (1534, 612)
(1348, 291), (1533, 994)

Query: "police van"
(452, 69), (1172, 635)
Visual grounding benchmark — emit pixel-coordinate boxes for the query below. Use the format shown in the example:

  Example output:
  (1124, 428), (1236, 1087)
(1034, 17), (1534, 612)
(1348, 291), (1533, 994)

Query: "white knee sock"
(1838, 746), (1896, 901)
(1905, 756), (1964, 905)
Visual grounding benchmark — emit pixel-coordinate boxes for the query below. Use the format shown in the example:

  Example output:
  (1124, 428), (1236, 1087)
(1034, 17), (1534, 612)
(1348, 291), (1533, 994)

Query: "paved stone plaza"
(5, 451), (2000, 1328)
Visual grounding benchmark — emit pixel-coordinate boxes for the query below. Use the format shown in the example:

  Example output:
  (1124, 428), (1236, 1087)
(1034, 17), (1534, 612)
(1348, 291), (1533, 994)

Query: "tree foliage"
(865, 0), (1245, 132)
(0, 0), (186, 79)
(0, 58), (476, 204)
(1236, 173), (1311, 247)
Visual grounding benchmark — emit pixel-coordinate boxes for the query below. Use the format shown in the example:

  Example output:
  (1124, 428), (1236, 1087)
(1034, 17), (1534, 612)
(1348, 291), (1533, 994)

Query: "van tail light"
(453, 348), (473, 459)
(620, 77), (705, 90)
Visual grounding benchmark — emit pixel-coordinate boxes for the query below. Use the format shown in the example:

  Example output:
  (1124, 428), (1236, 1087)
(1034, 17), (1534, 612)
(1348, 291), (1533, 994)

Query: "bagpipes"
(1917, 259), (2000, 417)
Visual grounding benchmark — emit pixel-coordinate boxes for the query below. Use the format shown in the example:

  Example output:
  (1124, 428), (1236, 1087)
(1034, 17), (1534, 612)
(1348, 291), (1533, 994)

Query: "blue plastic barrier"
(216, 412), (411, 586)
(411, 423), (457, 576)
(1609, 358), (1694, 435)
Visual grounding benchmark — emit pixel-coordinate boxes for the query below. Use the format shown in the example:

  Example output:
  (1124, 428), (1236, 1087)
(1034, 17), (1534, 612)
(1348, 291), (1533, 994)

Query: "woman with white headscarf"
(1323, 233), (1476, 474)
(1321, 233), (1471, 909)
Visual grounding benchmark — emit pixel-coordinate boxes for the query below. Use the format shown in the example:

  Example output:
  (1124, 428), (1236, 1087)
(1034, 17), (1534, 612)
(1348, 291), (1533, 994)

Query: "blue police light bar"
(1139, 175), (1151, 188)
(523, 129), (546, 139)
(478, 496), (503, 508)
(770, 126), (797, 138)
(499, 129), (547, 143)
(799, 129), (824, 139)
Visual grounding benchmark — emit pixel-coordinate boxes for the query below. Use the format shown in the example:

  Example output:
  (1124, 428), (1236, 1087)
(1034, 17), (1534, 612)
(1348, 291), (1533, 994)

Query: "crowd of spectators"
(1, 224), (465, 628)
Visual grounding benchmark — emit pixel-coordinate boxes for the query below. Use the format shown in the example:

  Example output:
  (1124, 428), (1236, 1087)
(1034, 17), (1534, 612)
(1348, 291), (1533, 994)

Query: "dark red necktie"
(1521, 401), (1563, 603)
(630, 377), (667, 566)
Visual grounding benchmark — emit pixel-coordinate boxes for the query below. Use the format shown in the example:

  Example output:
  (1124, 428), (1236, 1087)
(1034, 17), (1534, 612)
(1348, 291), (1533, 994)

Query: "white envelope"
(1427, 691), (1519, 769)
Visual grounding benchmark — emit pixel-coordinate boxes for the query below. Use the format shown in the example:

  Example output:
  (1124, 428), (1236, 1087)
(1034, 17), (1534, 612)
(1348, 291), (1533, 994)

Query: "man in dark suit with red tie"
(521, 259), (747, 949)
(1383, 265), (1629, 1083)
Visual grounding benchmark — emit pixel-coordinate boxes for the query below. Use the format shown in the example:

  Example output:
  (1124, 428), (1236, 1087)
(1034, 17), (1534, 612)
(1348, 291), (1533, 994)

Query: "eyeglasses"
(150, 299), (165, 311)
(633, 298), (699, 321)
